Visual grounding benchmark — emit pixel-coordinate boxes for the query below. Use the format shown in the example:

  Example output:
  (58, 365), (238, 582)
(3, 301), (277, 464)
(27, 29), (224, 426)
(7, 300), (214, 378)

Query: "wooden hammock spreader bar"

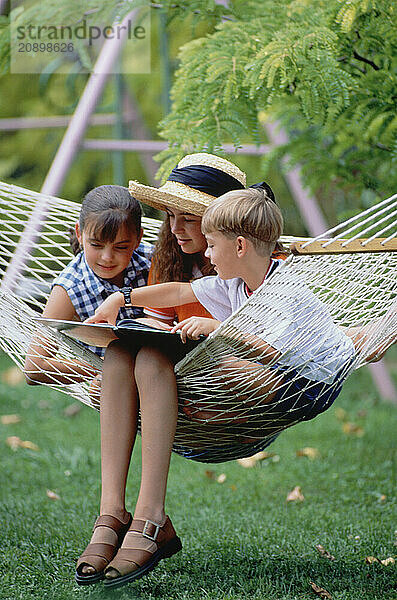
(290, 237), (397, 255)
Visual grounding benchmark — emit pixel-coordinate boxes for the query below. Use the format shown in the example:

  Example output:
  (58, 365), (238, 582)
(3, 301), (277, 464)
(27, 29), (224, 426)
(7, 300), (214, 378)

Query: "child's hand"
(85, 292), (123, 325)
(171, 317), (220, 343)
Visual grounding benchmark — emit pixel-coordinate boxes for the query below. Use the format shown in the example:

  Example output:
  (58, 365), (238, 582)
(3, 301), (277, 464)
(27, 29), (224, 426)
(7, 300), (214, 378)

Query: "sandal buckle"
(142, 519), (161, 541)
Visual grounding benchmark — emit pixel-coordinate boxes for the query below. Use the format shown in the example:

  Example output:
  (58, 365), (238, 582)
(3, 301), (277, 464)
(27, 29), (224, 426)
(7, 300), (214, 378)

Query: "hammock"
(0, 181), (396, 463)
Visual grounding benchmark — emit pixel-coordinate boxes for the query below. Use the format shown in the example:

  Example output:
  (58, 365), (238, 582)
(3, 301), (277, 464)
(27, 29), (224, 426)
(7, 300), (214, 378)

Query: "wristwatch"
(120, 286), (133, 308)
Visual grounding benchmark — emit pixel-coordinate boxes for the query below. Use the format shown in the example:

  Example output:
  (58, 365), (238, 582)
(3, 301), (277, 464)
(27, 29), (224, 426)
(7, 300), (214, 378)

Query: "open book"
(34, 317), (205, 358)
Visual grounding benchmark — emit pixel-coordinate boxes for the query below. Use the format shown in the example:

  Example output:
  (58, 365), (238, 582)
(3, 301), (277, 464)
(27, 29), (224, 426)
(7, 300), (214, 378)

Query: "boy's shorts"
(174, 363), (351, 464)
(261, 363), (349, 425)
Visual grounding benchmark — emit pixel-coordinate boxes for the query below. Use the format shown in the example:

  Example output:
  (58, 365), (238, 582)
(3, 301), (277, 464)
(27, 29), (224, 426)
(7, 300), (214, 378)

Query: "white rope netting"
(173, 251), (396, 461)
(0, 181), (396, 463)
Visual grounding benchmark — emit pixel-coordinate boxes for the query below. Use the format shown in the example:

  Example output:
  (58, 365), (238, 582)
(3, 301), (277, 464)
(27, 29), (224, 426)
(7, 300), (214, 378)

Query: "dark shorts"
(174, 363), (351, 464)
(262, 363), (349, 425)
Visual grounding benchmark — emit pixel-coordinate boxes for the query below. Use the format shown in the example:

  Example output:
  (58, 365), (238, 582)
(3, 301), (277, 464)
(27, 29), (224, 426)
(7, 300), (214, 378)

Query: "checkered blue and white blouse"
(52, 242), (153, 356)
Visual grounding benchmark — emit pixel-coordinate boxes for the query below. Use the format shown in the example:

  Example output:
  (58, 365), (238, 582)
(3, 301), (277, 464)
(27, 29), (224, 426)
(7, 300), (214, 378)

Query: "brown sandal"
(103, 516), (182, 589)
(75, 513), (132, 586)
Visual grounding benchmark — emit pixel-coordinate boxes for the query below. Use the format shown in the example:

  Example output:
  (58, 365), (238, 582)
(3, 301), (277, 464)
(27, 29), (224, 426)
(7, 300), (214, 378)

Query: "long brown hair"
(150, 216), (215, 283)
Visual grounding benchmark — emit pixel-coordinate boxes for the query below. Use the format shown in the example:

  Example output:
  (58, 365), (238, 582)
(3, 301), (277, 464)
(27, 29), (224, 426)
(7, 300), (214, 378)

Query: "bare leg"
(134, 347), (178, 521)
(81, 341), (138, 575)
(105, 347), (178, 579)
(183, 356), (284, 422)
(100, 341), (139, 516)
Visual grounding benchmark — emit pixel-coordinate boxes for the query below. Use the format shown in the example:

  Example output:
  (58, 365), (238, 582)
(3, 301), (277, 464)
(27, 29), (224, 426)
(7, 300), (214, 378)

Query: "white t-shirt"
(190, 260), (355, 384)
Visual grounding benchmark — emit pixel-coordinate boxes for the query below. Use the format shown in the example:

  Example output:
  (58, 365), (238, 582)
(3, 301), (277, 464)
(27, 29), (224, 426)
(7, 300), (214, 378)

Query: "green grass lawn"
(0, 351), (396, 600)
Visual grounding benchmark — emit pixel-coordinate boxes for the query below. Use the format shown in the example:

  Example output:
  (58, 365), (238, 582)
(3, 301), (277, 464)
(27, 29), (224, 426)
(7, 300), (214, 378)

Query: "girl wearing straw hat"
(75, 153), (253, 588)
(133, 153), (249, 327)
(134, 154), (284, 329)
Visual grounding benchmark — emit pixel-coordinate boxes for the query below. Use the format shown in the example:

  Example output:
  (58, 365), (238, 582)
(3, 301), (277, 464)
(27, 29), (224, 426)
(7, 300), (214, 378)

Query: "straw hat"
(129, 153), (246, 216)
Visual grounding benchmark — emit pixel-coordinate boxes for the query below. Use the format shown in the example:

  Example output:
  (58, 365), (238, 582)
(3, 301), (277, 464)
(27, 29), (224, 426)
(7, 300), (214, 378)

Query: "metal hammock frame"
(0, 181), (396, 463)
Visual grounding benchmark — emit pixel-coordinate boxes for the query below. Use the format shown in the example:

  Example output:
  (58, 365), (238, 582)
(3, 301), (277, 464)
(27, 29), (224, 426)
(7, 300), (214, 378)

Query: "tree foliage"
(1, 0), (395, 214)
(0, 2), (214, 201)
(0, 0), (226, 202)
(156, 0), (397, 204)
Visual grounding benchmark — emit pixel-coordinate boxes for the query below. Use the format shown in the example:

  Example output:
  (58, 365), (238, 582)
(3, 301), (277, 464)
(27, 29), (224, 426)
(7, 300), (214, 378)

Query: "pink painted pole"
(41, 9), (139, 196)
(366, 361), (396, 402)
(0, 114), (117, 130)
(82, 139), (271, 154)
(265, 122), (328, 235)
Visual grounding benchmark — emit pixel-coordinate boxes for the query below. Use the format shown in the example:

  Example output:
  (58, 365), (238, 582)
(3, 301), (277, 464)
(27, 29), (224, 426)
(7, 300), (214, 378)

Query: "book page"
(34, 318), (118, 348)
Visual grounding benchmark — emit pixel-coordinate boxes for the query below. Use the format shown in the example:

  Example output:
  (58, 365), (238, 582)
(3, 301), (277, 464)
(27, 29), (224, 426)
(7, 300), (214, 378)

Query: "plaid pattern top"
(52, 242), (153, 356)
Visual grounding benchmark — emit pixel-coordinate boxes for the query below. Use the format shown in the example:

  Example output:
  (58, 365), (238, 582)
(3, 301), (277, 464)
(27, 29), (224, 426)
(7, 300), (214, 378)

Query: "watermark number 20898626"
(18, 42), (75, 53)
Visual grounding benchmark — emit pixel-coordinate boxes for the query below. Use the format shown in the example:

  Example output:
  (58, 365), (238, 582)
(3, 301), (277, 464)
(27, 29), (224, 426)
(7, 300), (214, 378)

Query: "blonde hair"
(201, 188), (284, 256)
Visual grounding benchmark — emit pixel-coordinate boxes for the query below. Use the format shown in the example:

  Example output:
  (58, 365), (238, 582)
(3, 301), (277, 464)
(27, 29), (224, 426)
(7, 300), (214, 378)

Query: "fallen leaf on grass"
(46, 490), (60, 501)
(237, 457), (257, 468)
(6, 436), (21, 450)
(237, 456), (256, 469)
(1, 366), (24, 386)
(6, 436), (39, 451)
(22, 440), (39, 450)
(342, 422), (364, 437)
(1, 414), (21, 425)
(310, 581), (332, 599)
(296, 447), (320, 460)
(63, 403), (81, 417)
(237, 451), (277, 468)
(286, 486), (304, 502)
(252, 450), (276, 461)
(365, 556), (395, 566)
(315, 544), (335, 561)
(205, 470), (227, 483)
(381, 557), (395, 566)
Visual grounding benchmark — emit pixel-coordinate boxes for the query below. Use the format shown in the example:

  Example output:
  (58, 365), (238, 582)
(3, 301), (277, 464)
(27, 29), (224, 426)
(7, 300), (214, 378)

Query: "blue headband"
(249, 181), (276, 203)
(168, 165), (245, 197)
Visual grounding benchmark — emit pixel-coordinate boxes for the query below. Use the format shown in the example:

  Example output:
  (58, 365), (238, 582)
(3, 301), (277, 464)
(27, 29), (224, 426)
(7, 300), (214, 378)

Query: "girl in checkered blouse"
(24, 184), (152, 385)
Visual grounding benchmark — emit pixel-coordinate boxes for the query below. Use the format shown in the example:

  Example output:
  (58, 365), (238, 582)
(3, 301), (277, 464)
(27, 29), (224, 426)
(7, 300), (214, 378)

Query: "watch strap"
(120, 286), (133, 308)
